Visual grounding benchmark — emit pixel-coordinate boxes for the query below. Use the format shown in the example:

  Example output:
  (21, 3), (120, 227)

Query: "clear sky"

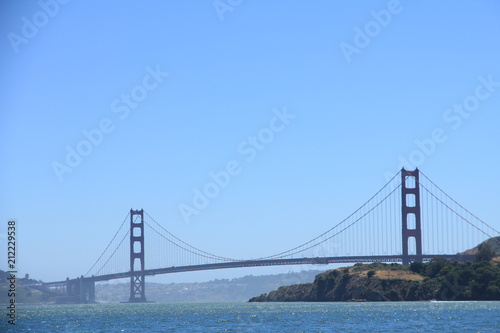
(1, 0), (499, 284)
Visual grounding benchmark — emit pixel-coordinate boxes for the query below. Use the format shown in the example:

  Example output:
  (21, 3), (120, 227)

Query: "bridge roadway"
(44, 254), (474, 287)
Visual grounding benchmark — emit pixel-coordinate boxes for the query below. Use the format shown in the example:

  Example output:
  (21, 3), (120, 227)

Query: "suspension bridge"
(43, 169), (499, 303)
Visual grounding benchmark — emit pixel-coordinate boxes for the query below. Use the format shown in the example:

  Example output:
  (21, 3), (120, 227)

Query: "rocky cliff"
(249, 263), (432, 302)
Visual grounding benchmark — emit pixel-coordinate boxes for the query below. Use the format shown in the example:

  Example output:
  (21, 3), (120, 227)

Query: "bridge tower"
(401, 168), (423, 265)
(129, 209), (147, 302)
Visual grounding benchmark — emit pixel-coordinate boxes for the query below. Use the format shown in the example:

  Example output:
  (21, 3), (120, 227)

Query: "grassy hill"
(461, 236), (500, 256)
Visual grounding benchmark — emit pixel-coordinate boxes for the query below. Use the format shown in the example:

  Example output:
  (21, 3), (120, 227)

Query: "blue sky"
(1, 0), (499, 283)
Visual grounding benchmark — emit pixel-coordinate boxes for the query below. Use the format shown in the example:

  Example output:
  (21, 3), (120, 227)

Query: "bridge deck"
(44, 254), (474, 286)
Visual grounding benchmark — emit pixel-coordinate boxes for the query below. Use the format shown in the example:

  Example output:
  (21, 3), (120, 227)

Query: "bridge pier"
(62, 276), (95, 303)
(401, 168), (423, 265)
(80, 277), (96, 303)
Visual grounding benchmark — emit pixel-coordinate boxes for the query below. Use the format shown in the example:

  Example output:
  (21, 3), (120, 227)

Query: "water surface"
(4, 301), (499, 332)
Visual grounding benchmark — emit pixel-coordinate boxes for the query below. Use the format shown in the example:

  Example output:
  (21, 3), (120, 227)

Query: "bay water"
(4, 301), (499, 332)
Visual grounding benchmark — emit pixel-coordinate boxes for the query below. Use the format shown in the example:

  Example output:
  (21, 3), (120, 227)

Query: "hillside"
(0, 271), (56, 304)
(97, 270), (322, 303)
(0, 270), (322, 304)
(250, 263), (432, 302)
(250, 238), (500, 302)
(461, 236), (500, 256)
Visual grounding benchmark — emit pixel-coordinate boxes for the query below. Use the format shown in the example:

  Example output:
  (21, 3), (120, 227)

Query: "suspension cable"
(257, 172), (400, 260)
(84, 212), (130, 277)
(419, 170), (500, 235)
(144, 211), (239, 262)
(93, 229), (130, 276)
(86, 169), (498, 276)
(272, 183), (402, 258)
(143, 219), (237, 262)
(418, 181), (496, 240)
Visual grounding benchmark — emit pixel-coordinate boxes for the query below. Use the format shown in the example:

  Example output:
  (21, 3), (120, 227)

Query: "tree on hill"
(475, 243), (495, 262)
